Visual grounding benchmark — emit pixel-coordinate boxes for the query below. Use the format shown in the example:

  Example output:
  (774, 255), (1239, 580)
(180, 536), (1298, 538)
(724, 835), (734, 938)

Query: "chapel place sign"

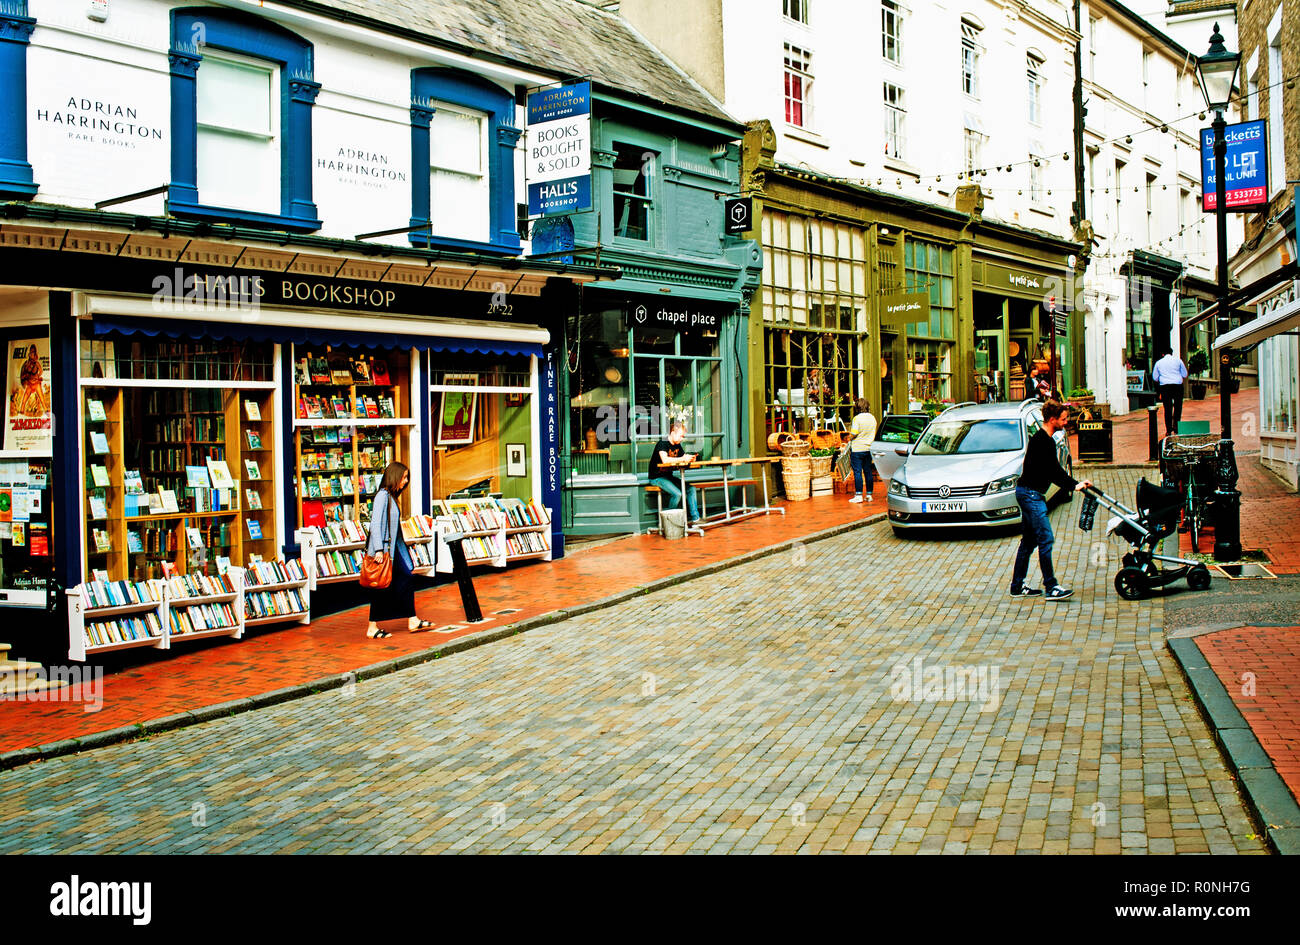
(630, 300), (722, 332)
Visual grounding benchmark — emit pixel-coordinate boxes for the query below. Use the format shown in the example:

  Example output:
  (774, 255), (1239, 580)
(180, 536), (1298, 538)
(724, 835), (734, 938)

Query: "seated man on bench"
(649, 420), (700, 524)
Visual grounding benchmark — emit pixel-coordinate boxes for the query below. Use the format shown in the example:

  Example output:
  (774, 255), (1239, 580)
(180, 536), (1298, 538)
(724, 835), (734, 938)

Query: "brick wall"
(1238, 0), (1298, 245)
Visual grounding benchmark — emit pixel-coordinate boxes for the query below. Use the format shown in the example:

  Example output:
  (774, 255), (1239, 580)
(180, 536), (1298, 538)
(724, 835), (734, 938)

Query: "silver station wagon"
(886, 400), (1073, 535)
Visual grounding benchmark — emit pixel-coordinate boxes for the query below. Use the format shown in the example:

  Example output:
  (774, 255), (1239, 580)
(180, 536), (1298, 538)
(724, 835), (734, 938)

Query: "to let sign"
(1201, 119), (1269, 213)
(526, 82), (592, 217)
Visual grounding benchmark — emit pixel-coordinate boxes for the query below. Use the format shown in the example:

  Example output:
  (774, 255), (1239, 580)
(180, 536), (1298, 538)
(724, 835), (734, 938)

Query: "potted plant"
(1187, 347), (1209, 400)
(1226, 349), (1247, 394)
(1065, 386), (1094, 407)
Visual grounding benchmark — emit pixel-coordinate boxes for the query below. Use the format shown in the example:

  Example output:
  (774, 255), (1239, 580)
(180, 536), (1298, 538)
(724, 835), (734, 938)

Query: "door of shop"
(881, 331), (903, 415)
(974, 331), (1006, 402)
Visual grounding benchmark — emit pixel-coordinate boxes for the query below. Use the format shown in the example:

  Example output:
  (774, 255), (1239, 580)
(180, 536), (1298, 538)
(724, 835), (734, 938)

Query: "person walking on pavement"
(1008, 401), (1093, 602)
(365, 461), (434, 638)
(848, 397), (877, 503)
(1152, 347), (1188, 436)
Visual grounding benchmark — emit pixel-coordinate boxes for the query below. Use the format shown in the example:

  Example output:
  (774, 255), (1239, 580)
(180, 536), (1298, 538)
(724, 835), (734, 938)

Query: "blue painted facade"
(0, 0), (35, 198)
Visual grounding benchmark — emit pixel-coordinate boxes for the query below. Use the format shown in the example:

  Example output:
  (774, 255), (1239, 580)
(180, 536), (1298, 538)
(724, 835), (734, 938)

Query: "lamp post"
(1196, 23), (1241, 439)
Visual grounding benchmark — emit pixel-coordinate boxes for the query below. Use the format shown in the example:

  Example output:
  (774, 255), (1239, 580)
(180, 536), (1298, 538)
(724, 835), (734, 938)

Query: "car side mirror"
(895, 448), (909, 457)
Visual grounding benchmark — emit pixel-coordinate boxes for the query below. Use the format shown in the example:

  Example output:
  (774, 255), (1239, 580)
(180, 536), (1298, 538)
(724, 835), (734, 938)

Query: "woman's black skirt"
(368, 550), (416, 622)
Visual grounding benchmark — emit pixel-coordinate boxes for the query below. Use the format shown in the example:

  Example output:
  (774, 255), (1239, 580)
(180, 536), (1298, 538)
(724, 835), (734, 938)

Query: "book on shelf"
(371, 358), (391, 385)
(88, 495), (108, 520)
(161, 561), (177, 579)
(295, 358), (310, 385)
(301, 499), (326, 528)
(90, 431), (109, 454)
(87, 399), (107, 422)
(244, 459), (261, 480)
(349, 356), (371, 383)
(309, 357), (331, 384)
(89, 465), (110, 487)
(245, 558), (307, 586)
(244, 400), (261, 422)
(126, 530), (143, 552)
(377, 395), (395, 418)
(245, 430), (263, 450)
(330, 395), (349, 419)
(124, 470), (145, 494)
(185, 465), (211, 489)
(245, 488), (263, 510)
(206, 459), (235, 489)
(246, 518), (263, 540)
(185, 527), (204, 550)
(329, 357), (353, 385)
(158, 488), (180, 513)
(92, 528), (111, 553)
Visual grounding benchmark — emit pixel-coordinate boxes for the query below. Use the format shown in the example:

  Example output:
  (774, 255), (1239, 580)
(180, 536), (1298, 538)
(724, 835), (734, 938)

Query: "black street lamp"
(1196, 23), (1240, 439)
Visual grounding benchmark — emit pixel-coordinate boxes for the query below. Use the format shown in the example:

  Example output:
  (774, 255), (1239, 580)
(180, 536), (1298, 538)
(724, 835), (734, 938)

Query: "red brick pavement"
(1197, 627), (1300, 805)
(0, 486), (883, 754)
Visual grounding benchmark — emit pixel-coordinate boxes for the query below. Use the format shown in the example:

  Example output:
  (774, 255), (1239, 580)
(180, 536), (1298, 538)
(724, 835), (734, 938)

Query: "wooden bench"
(645, 479), (758, 532)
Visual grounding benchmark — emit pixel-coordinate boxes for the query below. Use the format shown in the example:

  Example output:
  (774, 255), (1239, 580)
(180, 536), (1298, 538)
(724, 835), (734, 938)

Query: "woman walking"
(848, 397), (877, 503)
(365, 461), (434, 638)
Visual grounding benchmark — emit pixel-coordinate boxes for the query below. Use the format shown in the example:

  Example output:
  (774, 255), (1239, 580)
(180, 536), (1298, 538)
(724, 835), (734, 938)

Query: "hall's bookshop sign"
(1201, 119), (1269, 213)
(526, 82), (592, 217)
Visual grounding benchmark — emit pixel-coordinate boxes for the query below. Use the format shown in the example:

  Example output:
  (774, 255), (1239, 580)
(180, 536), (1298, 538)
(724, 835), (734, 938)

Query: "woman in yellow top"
(848, 397), (877, 504)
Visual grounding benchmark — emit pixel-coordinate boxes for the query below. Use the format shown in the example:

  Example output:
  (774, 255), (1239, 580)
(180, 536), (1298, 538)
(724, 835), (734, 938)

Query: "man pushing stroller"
(1008, 401), (1093, 602)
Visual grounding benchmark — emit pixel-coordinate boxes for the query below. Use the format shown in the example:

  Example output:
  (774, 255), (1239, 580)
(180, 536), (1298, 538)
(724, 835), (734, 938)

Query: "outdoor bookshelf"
(295, 521), (367, 590)
(431, 496), (552, 570)
(242, 558), (311, 628)
(163, 571), (243, 644)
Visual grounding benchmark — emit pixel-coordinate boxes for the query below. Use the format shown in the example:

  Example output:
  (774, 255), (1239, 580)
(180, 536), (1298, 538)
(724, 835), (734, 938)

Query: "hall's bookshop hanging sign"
(1201, 119), (1269, 213)
(526, 81), (592, 217)
(4, 338), (52, 453)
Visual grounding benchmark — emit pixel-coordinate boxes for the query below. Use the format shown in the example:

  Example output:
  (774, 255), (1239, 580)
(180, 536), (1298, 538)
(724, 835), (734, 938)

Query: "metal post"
(1213, 112), (1232, 440)
(1148, 405), (1160, 461)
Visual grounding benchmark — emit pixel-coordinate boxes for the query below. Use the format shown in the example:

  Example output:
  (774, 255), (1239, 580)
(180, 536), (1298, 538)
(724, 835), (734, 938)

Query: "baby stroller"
(1079, 479), (1213, 600)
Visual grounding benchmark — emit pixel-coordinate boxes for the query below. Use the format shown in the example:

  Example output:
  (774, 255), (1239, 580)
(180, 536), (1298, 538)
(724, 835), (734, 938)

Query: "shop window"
(429, 357), (533, 500)
(1, 331), (52, 606)
(904, 238), (955, 339)
(410, 68), (520, 254)
(168, 8), (319, 230)
(1261, 336), (1297, 434)
(612, 144), (654, 242)
(765, 329), (861, 437)
(1127, 300), (1152, 377)
(292, 347), (411, 528)
(907, 340), (953, 404)
(80, 337), (278, 582)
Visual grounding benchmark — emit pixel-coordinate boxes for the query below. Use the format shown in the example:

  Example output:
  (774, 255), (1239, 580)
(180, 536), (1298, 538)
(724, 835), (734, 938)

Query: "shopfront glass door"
(974, 331), (1005, 402)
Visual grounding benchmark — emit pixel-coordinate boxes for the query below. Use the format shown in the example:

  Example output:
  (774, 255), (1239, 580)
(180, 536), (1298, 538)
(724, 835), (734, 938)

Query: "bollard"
(1213, 439), (1242, 561)
(444, 535), (484, 622)
(1147, 405), (1160, 461)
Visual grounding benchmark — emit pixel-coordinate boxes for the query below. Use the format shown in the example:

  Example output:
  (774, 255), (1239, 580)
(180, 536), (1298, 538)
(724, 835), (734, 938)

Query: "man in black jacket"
(1009, 401), (1092, 601)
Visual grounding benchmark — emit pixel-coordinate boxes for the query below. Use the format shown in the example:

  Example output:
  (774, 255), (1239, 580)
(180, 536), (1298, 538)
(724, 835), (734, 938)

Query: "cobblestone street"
(0, 470), (1265, 854)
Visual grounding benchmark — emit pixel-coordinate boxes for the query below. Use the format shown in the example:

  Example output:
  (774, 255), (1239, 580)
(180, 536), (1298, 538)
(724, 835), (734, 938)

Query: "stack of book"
(82, 579), (162, 609)
(166, 572), (235, 599)
(245, 587), (308, 620)
(315, 547), (365, 578)
(85, 612), (164, 647)
(505, 531), (549, 556)
(169, 601), (239, 634)
(244, 559), (307, 586)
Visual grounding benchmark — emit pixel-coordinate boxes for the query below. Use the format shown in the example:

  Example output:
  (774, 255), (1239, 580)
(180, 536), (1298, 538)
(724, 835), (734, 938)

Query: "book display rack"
(429, 496), (552, 570)
(295, 520), (367, 590)
(294, 349), (412, 530)
(242, 558), (310, 628)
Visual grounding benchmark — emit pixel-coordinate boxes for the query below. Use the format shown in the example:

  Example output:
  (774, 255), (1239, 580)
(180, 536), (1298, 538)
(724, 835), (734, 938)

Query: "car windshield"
(877, 416), (929, 444)
(913, 419), (1024, 455)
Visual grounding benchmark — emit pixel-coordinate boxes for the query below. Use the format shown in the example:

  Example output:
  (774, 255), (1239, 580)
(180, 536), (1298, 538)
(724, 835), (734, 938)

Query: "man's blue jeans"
(651, 476), (699, 521)
(1010, 487), (1057, 591)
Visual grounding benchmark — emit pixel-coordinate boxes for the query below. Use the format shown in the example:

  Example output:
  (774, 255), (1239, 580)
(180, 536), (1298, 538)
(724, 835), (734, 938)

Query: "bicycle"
(1160, 435), (1219, 552)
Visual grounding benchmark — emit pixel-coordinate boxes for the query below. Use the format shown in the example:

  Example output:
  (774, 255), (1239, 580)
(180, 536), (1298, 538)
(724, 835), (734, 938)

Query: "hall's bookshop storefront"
(0, 224), (600, 664)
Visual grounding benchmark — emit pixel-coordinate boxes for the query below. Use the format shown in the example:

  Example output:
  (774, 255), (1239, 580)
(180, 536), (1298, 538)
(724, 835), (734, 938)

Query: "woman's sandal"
(366, 628), (391, 639)
(409, 619), (437, 633)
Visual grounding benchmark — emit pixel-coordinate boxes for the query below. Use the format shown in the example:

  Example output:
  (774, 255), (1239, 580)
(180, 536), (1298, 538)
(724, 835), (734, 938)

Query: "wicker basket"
(767, 431), (800, 453)
(781, 437), (811, 457)
(781, 454), (812, 501)
(809, 455), (833, 478)
(809, 429), (839, 450)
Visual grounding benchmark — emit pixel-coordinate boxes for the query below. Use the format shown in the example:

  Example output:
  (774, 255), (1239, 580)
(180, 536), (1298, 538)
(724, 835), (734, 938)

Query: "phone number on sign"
(1205, 187), (1267, 209)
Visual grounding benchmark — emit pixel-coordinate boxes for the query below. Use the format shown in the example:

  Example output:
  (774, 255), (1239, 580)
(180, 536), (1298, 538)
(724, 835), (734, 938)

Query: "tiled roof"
(285, 0), (736, 127)
(1167, 0), (1236, 14)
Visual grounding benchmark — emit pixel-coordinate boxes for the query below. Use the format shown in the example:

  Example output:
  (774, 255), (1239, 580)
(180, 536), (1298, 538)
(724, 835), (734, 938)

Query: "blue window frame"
(410, 69), (520, 255)
(169, 7), (319, 230)
(0, 0), (37, 199)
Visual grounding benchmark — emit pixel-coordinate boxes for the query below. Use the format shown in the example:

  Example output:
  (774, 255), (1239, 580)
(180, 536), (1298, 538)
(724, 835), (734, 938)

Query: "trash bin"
(1077, 418), (1113, 464)
(660, 508), (687, 540)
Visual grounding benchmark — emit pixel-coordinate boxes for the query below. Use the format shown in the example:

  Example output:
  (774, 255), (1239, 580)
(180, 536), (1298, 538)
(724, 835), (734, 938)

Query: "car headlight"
(889, 479), (908, 497)
(984, 475), (1019, 495)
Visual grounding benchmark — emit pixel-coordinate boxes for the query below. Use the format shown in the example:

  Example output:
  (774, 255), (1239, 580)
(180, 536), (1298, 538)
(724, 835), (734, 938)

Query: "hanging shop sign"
(629, 299), (723, 332)
(879, 292), (930, 327)
(526, 81), (592, 217)
(985, 264), (1049, 296)
(3, 338), (53, 453)
(1200, 119), (1269, 213)
(724, 197), (752, 234)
